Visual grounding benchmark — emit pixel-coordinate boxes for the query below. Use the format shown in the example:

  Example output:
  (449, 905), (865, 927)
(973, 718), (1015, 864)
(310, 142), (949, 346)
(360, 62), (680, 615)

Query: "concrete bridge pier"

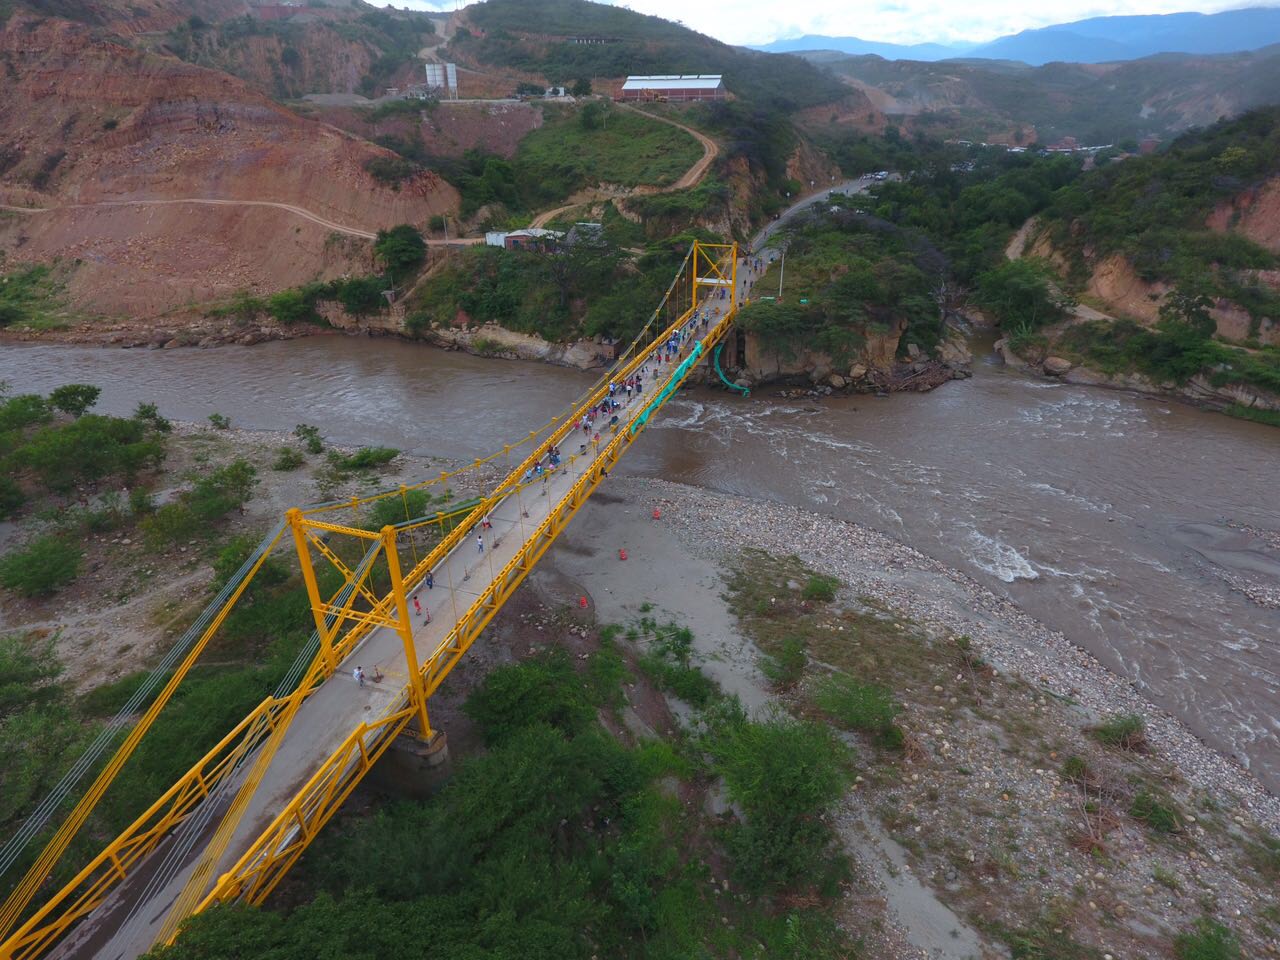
(368, 729), (452, 800)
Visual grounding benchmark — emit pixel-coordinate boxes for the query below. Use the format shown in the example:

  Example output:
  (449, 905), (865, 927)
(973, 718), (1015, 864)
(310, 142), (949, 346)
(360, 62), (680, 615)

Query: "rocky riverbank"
(995, 334), (1280, 416)
(547, 476), (1280, 958)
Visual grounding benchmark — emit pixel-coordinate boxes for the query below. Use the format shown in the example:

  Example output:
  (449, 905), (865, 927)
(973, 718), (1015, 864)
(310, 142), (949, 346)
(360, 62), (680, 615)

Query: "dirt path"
(528, 103), (718, 230)
(0, 197), (483, 246)
(615, 103), (718, 190)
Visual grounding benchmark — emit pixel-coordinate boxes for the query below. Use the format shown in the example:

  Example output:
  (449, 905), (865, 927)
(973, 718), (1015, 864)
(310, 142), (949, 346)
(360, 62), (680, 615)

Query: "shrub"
(0, 394), (50, 432)
(328, 446), (399, 471)
(1174, 918), (1240, 960)
(464, 651), (597, 745)
(365, 155), (418, 186)
(189, 460), (256, 520)
(293, 423), (324, 454)
(267, 288), (311, 324)
(759, 636), (807, 690)
(207, 413), (230, 430)
(813, 674), (899, 743)
(271, 447), (305, 471)
(15, 415), (165, 492)
(366, 489), (431, 529)
(128, 487), (156, 516)
(1091, 713), (1147, 751)
(374, 224), (427, 281)
(1130, 790), (1181, 833)
(707, 711), (850, 890)
(133, 401), (172, 433)
(802, 574), (838, 602)
(0, 535), (82, 596)
(1060, 755), (1090, 783)
(48, 383), (100, 417)
(0, 477), (24, 519)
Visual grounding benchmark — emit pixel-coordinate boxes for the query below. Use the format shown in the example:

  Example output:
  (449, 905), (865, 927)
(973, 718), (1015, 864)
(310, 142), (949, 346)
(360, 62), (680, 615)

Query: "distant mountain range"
(755, 6), (1280, 65)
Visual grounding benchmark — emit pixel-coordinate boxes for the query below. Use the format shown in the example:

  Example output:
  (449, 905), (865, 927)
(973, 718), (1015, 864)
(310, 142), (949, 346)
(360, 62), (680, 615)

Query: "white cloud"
(375, 0), (1255, 47)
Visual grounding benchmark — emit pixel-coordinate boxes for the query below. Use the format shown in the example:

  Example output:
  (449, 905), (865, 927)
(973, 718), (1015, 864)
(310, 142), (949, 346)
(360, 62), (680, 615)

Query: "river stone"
(810, 362), (832, 384)
(829, 374), (847, 389)
(849, 362), (868, 380)
(1044, 356), (1073, 376)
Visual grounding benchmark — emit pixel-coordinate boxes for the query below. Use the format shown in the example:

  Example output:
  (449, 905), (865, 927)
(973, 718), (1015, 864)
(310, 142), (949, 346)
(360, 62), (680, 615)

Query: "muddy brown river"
(3, 336), (1278, 792)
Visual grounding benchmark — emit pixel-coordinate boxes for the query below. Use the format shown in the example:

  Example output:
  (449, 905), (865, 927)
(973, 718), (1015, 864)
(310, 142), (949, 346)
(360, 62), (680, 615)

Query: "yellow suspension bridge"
(0, 242), (742, 960)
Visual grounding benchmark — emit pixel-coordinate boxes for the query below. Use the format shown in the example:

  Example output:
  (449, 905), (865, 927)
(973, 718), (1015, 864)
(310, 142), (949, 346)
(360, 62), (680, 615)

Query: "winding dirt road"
(529, 103), (718, 229)
(0, 197), (482, 245)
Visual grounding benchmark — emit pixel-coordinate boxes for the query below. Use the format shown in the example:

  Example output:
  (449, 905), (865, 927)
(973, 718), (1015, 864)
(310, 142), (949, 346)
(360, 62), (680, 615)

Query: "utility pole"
(777, 248), (785, 300)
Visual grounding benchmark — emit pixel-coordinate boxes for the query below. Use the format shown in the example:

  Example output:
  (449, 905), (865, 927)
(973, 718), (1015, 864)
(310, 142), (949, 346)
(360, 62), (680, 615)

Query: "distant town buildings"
(1139, 136), (1162, 155)
(619, 75), (726, 103)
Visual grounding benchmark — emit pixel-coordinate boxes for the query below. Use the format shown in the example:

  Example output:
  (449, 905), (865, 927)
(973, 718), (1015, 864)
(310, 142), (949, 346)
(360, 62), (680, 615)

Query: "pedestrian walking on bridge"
(477, 533), (484, 554)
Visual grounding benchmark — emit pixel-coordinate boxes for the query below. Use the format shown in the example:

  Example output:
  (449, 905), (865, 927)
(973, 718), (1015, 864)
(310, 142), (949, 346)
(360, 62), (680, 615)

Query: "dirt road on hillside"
(0, 198), (482, 246)
(529, 103), (718, 230)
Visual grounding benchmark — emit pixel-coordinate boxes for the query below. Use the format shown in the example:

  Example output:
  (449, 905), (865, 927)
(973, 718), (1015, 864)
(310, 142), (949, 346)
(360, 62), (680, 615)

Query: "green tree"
(571, 77), (592, 97)
(373, 224), (427, 282)
(48, 384), (101, 418)
(0, 536), (83, 597)
(973, 258), (1071, 329)
(1159, 284), (1216, 339)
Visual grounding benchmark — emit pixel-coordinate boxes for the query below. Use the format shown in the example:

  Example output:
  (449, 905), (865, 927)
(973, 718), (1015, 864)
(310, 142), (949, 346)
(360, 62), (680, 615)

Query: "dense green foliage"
(1043, 107), (1280, 313)
(0, 386), (169, 522)
(0, 535), (82, 597)
(141, 460), (258, 545)
(972, 258), (1072, 329)
(0, 263), (69, 330)
(705, 705), (851, 891)
(1061, 319), (1280, 393)
(738, 207), (944, 360)
(0, 635), (91, 838)
(373, 225), (426, 282)
(405, 233), (683, 342)
(148, 636), (854, 960)
(853, 147), (1082, 283)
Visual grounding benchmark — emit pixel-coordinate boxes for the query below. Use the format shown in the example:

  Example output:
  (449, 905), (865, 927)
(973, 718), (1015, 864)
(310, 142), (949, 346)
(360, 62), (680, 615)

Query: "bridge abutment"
(368, 729), (452, 799)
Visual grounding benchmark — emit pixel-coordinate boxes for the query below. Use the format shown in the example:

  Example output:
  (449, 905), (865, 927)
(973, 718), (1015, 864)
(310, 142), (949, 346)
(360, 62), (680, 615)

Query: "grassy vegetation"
(630, 618), (718, 708)
(1088, 712), (1148, 751)
(812, 675), (904, 749)
(514, 104), (701, 203)
(0, 263), (72, 330)
(1174, 918), (1241, 960)
(0, 535), (82, 597)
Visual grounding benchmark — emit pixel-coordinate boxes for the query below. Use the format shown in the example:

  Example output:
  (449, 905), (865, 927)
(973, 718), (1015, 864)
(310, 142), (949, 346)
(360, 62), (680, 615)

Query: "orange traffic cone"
(618, 548), (628, 561)
(579, 596), (589, 608)
(652, 508), (661, 520)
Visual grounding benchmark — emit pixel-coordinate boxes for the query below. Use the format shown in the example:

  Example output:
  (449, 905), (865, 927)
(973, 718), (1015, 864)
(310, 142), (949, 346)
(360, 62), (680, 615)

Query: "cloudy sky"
(381, 0), (1253, 46)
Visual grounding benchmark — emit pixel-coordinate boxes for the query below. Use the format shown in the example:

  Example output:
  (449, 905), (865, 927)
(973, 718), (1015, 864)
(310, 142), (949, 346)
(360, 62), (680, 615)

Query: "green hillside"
(457, 0), (848, 112)
(1042, 108), (1280, 308)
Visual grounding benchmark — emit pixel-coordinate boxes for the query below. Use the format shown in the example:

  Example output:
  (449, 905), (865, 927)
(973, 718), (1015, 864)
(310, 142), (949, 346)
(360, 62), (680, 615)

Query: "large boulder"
(829, 374), (847, 389)
(1043, 356), (1073, 376)
(848, 362), (868, 381)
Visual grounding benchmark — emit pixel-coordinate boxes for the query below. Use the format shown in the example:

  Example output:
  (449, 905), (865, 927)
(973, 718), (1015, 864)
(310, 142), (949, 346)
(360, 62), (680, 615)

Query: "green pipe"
(713, 343), (749, 396)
